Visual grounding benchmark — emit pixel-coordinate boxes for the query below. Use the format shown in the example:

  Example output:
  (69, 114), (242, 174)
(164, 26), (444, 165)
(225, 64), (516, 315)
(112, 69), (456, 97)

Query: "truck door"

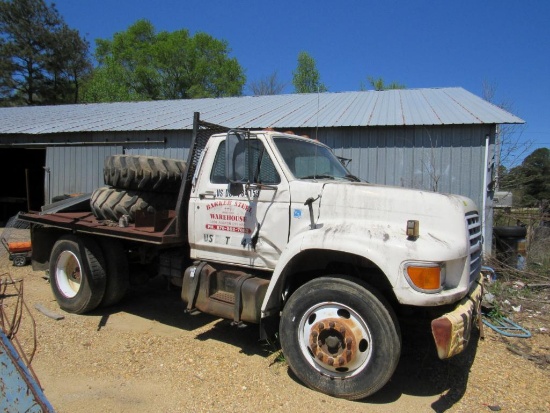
(190, 137), (290, 269)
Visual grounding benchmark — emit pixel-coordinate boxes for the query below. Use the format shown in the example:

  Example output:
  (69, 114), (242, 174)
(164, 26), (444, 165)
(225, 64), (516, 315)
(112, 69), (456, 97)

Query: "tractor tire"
(104, 155), (186, 193)
(90, 186), (176, 222)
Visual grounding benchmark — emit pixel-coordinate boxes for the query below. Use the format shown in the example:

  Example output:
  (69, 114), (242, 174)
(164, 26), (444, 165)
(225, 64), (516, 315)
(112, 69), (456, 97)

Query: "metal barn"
(0, 87), (524, 255)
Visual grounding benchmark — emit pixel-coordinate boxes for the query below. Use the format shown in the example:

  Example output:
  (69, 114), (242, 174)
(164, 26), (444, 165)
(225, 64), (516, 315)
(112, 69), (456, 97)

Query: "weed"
(487, 302), (505, 320)
(261, 333), (287, 366)
(273, 350), (286, 363)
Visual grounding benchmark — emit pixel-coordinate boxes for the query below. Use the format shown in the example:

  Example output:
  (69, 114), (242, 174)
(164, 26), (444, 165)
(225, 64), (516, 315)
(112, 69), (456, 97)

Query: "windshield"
(272, 136), (358, 181)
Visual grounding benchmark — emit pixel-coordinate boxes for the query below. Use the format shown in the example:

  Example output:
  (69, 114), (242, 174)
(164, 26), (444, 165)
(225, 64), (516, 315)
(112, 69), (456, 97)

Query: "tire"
(90, 186), (177, 222)
(279, 276), (401, 400)
(104, 155), (187, 193)
(12, 254), (27, 267)
(49, 235), (107, 314)
(99, 238), (129, 308)
(493, 226), (527, 238)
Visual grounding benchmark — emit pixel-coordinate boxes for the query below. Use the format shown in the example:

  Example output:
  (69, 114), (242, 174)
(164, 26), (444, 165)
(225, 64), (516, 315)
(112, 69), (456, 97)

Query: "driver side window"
(210, 140), (281, 184)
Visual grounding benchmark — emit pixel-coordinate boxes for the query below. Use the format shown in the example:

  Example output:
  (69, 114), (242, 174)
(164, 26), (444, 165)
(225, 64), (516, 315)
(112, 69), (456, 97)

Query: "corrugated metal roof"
(0, 87), (524, 135)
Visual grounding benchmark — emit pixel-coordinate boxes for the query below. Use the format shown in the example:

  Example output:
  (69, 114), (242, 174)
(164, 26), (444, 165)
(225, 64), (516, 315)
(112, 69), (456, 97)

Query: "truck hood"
(289, 180), (478, 262)
(318, 181), (477, 222)
(290, 180), (477, 219)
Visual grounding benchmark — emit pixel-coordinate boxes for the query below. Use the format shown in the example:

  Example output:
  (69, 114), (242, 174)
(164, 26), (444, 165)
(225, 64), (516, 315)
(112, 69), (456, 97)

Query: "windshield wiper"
(344, 174), (361, 182)
(299, 175), (335, 180)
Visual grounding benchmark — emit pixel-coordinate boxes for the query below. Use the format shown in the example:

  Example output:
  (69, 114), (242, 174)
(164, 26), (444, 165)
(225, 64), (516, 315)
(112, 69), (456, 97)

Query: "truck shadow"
(92, 277), (480, 408)
(91, 276), (270, 357)
(91, 278), (216, 329)
(360, 317), (480, 410)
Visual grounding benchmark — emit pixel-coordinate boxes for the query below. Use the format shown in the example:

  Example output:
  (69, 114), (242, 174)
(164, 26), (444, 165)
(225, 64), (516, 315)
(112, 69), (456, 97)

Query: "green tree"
(82, 20), (245, 102)
(292, 51), (327, 93)
(500, 148), (550, 206)
(0, 0), (91, 105)
(361, 76), (406, 91)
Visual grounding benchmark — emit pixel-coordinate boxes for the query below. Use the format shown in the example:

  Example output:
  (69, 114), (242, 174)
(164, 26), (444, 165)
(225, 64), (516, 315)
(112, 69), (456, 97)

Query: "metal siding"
(123, 130), (192, 161)
(442, 129), (463, 194)
(43, 130), (192, 203)
(46, 145), (122, 204)
(318, 125), (488, 211)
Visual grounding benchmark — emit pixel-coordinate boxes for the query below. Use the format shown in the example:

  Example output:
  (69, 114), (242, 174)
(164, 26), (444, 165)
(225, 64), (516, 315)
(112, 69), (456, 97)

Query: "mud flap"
(431, 275), (484, 359)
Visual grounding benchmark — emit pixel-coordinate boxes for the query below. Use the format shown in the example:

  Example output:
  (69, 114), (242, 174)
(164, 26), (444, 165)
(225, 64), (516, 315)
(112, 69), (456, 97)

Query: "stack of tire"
(90, 155), (187, 223)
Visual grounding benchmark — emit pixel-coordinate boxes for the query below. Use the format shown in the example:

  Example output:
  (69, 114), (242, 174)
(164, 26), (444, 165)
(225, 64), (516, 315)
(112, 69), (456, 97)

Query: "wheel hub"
(70, 267), (81, 282)
(309, 318), (360, 369)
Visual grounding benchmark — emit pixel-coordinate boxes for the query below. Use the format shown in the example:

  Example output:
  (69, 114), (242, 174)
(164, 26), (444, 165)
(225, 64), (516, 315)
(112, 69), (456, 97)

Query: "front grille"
(466, 212), (482, 282)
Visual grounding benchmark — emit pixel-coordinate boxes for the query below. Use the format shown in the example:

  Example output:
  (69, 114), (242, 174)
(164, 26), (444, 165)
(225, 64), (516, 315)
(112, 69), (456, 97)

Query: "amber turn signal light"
(406, 265), (441, 290)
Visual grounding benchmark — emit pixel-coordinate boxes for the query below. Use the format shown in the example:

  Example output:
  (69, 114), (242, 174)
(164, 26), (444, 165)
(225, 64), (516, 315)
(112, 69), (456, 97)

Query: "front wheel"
(279, 276), (401, 400)
(49, 235), (107, 314)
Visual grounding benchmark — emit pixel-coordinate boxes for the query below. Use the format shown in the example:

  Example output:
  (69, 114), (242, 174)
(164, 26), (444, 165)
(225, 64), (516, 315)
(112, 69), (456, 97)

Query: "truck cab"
(192, 129), (481, 307)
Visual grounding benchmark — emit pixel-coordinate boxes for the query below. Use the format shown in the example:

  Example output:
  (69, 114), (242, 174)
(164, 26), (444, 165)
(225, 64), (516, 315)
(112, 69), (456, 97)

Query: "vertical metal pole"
(44, 167), (51, 206)
(482, 134), (490, 258)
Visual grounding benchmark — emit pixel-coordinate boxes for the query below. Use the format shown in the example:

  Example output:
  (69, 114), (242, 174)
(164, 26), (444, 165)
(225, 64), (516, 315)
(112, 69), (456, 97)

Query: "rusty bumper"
(431, 275), (484, 359)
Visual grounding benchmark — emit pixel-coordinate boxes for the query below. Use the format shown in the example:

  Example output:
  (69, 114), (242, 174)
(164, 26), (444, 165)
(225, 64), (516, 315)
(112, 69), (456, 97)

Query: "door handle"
(199, 191), (216, 200)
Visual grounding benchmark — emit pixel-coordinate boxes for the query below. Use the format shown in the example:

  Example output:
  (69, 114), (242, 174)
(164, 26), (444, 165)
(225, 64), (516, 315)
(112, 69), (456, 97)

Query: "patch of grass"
(486, 302), (505, 320)
(261, 333), (287, 366)
(272, 350), (286, 364)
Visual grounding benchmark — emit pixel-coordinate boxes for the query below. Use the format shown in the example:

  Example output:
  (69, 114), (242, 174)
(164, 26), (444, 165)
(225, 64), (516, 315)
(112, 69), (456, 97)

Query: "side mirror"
(225, 130), (248, 196)
(225, 130), (250, 183)
(224, 130), (278, 194)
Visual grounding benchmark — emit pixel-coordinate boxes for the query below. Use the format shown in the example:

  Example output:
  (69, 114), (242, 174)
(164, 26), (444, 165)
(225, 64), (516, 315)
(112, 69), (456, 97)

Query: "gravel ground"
(2, 260), (549, 413)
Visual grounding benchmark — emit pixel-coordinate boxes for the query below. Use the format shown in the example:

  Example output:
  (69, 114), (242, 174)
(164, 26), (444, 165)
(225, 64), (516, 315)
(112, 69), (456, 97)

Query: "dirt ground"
(2, 260), (549, 413)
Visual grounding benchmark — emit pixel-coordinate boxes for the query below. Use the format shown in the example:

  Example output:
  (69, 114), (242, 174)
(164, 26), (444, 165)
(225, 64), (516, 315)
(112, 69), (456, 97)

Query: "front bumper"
(431, 275), (484, 359)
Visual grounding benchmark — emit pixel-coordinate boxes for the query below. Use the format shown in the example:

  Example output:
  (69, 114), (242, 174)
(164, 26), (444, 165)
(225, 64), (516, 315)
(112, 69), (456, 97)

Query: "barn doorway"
(0, 148), (46, 225)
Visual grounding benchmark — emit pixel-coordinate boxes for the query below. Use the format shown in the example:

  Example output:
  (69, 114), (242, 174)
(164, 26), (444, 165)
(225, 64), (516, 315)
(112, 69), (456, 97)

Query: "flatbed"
(19, 210), (182, 245)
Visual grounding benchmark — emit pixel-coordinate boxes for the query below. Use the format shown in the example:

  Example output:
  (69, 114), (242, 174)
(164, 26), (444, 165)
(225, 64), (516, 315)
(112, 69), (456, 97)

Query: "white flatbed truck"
(19, 113), (483, 400)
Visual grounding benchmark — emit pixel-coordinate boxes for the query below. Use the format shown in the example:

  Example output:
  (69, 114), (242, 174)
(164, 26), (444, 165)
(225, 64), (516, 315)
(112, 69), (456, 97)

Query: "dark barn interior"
(0, 148), (45, 224)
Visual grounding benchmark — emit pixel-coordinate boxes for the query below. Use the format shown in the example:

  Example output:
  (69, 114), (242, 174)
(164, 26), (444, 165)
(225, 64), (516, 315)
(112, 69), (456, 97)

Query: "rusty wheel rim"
(298, 302), (373, 378)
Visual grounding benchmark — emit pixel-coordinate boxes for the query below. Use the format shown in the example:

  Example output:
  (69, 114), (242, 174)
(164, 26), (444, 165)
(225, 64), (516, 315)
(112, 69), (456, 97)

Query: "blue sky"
(52, 0), (549, 167)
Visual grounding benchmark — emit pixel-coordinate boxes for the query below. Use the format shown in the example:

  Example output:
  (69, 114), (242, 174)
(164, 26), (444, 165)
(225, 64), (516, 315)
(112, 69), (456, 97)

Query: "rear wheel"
(49, 235), (106, 314)
(279, 276), (401, 400)
(99, 238), (129, 308)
